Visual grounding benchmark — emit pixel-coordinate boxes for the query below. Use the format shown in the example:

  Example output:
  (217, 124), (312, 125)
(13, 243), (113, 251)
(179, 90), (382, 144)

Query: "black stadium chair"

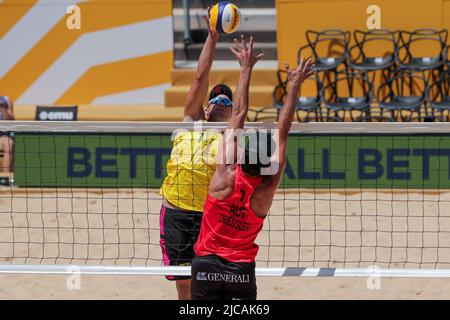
(349, 29), (397, 88)
(250, 70), (323, 122)
(292, 28), (450, 123)
(322, 70), (373, 122)
(298, 29), (350, 85)
(248, 81), (286, 122)
(397, 29), (448, 74)
(275, 70), (323, 122)
(293, 79), (323, 122)
(447, 45), (450, 70)
(378, 70), (428, 122)
(428, 71), (450, 121)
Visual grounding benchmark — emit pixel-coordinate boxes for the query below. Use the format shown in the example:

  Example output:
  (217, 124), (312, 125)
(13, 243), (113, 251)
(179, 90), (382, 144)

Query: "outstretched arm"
(184, 7), (219, 122)
(249, 58), (315, 216)
(219, 36), (263, 167)
(209, 36), (264, 198)
(276, 58), (314, 169)
(227, 36), (264, 130)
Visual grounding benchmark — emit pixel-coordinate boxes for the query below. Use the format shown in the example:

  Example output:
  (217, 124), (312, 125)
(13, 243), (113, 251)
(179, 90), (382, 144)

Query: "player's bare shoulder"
(208, 164), (236, 200)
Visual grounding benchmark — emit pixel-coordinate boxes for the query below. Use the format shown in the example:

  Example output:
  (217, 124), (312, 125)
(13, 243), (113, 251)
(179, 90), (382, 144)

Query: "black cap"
(209, 84), (233, 101)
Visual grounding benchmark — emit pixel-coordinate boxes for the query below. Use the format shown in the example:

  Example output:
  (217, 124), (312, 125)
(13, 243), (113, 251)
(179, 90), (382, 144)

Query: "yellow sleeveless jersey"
(160, 130), (222, 212)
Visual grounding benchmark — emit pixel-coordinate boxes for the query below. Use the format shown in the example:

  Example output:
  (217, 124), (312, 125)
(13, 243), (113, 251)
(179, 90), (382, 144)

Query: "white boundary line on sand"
(0, 265), (450, 278)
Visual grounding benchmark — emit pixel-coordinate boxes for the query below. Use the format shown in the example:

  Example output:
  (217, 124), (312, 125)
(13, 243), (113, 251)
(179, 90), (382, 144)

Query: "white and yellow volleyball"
(210, 2), (241, 34)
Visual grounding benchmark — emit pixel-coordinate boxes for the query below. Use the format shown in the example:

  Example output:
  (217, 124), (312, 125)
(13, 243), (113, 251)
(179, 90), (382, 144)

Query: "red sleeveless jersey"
(194, 165), (265, 263)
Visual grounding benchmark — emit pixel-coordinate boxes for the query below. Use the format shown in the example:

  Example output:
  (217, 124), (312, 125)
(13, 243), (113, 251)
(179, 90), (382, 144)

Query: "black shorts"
(191, 255), (257, 300)
(159, 205), (202, 281)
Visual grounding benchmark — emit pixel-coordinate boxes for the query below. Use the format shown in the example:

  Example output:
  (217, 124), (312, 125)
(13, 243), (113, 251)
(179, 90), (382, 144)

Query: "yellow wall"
(0, 0), (173, 106)
(276, 0), (449, 68)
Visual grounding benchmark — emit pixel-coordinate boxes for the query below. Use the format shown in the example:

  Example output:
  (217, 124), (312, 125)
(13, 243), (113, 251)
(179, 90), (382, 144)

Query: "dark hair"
(209, 84), (233, 101)
(240, 131), (275, 177)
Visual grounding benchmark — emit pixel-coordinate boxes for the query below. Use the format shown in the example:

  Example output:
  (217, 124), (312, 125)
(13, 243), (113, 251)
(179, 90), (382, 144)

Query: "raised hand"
(229, 35), (264, 69)
(284, 57), (315, 85)
(203, 6), (219, 41)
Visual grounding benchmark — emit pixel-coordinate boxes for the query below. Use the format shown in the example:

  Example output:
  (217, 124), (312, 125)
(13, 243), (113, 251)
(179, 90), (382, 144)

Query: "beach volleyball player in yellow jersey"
(159, 7), (246, 300)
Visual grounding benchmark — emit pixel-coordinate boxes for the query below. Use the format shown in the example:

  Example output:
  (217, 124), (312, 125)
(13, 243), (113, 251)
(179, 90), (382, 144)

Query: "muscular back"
(208, 163), (285, 218)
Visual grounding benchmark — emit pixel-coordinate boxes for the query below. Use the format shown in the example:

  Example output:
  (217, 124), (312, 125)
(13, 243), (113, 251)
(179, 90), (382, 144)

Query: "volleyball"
(210, 2), (241, 34)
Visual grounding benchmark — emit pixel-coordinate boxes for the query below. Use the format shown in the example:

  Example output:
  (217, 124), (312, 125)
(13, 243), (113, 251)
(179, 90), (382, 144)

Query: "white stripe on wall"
(16, 17), (173, 105)
(0, 0), (87, 79)
(91, 84), (171, 105)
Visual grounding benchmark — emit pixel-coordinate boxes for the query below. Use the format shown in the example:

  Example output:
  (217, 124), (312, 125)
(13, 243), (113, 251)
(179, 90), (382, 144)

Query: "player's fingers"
(303, 63), (311, 73)
(241, 34), (247, 51)
(256, 53), (264, 61)
(249, 36), (254, 53)
(229, 46), (240, 57)
(306, 70), (315, 77)
(284, 62), (291, 73)
(303, 57), (313, 71)
(307, 66), (315, 76)
(233, 38), (241, 51)
(307, 62), (316, 74)
(203, 15), (209, 26)
(230, 45), (239, 53)
(299, 57), (305, 73)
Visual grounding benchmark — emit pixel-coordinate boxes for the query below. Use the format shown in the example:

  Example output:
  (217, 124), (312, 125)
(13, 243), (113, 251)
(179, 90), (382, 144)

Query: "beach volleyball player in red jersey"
(192, 35), (315, 300)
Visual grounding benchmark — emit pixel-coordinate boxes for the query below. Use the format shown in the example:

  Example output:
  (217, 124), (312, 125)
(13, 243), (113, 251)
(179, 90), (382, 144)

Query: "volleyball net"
(1, 121), (450, 277)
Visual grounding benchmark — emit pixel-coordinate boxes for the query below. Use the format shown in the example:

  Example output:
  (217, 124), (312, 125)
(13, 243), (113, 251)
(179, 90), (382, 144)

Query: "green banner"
(14, 134), (172, 188)
(13, 133), (450, 188)
(282, 135), (450, 188)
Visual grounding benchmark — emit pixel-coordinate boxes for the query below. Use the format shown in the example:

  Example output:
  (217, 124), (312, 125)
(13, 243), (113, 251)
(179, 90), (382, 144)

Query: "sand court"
(1, 187), (450, 299)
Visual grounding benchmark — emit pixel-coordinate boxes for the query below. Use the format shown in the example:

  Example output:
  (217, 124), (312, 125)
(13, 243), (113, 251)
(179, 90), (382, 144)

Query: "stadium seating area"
(249, 28), (450, 122)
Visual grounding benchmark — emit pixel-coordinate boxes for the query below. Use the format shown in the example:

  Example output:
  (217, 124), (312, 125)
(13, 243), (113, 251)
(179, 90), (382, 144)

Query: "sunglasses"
(208, 96), (233, 107)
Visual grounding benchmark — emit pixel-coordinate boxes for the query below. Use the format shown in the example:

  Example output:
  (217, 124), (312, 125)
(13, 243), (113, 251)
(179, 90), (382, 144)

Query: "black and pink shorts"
(159, 205), (203, 281)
